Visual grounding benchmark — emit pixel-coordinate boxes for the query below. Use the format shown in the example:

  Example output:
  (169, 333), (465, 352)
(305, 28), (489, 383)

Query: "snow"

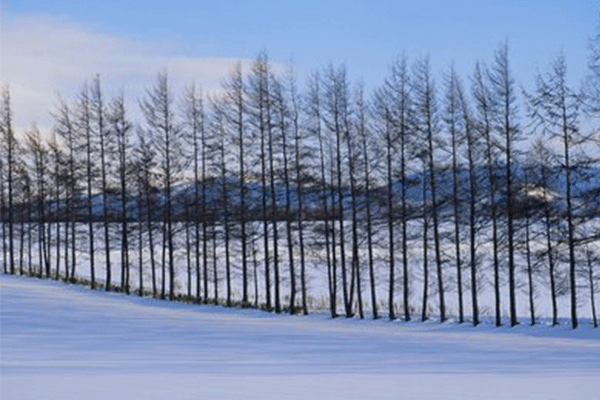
(1, 274), (599, 400)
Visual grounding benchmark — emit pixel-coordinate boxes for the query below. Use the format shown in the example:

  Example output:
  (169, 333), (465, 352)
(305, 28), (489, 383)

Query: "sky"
(1, 0), (599, 136)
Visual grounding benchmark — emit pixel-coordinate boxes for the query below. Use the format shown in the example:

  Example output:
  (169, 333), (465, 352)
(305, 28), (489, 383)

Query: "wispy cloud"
(1, 12), (251, 135)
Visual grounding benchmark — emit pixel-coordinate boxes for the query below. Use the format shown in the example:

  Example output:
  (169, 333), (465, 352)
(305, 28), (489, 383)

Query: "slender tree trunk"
(359, 94), (377, 320)
(329, 143), (338, 318)
(184, 203), (192, 299)
(69, 197), (76, 279)
(4, 96), (15, 276)
(93, 77), (111, 291)
(283, 124), (296, 315)
(19, 203), (25, 275)
(259, 99), (271, 309)
(311, 74), (334, 317)
(401, 129), (410, 323)
(27, 201), (33, 275)
(505, 112), (517, 327)
(335, 114), (350, 318)
(212, 219), (218, 302)
(138, 216), (144, 296)
(121, 172), (129, 295)
(186, 204), (192, 298)
(386, 114), (395, 320)
(346, 127), (362, 318)
(296, 156), (307, 315)
(54, 158), (61, 280)
(421, 167), (429, 322)
(224, 188), (231, 307)
(540, 162), (558, 326)
(145, 182), (156, 297)
(464, 108), (479, 326)
(452, 150), (464, 323)
(63, 198), (69, 281)
(449, 99), (463, 323)
(522, 167), (535, 325)
(187, 88), (203, 303)
(321, 143), (334, 318)
(587, 247), (597, 328)
(115, 104), (130, 295)
(564, 114), (577, 329)
(202, 119), (209, 303)
(0, 159), (6, 274)
(290, 76), (307, 315)
(267, 89), (280, 313)
(161, 220), (167, 298)
(525, 205), (535, 325)
(427, 124), (444, 323)
(252, 228), (259, 307)
(40, 169), (49, 277)
(166, 157), (174, 301)
(274, 86), (295, 313)
(220, 121), (232, 307)
(238, 88), (248, 307)
(84, 92), (96, 289)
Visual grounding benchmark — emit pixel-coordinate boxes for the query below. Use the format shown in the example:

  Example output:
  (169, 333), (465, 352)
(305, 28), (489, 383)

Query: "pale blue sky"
(1, 0), (599, 132)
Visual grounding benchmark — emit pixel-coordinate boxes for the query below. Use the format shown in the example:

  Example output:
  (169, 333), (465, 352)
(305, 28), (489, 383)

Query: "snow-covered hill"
(1, 274), (598, 400)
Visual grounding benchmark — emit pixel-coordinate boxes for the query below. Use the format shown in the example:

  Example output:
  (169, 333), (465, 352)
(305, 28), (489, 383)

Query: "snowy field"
(1, 274), (599, 400)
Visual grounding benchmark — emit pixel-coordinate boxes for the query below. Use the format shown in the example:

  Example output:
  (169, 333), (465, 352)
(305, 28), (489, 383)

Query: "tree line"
(1, 35), (599, 328)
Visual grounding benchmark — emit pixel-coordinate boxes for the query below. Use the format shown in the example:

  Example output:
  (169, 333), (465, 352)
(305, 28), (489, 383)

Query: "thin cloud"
(0, 12), (252, 136)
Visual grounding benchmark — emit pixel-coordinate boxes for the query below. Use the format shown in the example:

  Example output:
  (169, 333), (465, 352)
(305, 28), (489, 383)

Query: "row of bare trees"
(2, 36), (599, 328)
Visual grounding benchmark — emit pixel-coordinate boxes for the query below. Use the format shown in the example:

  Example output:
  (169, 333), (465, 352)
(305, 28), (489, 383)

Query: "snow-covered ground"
(1, 273), (599, 400)
(5, 220), (599, 323)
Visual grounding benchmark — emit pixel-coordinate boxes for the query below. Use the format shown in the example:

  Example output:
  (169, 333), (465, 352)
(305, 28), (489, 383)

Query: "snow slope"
(1, 274), (599, 400)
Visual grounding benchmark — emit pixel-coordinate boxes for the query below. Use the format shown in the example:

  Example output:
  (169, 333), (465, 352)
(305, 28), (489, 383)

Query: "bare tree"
(323, 64), (353, 317)
(1, 85), (17, 275)
(387, 54), (413, 321)
(247, 53), (273, 309)
(444, 65), (465, 323)
(91, 76), (112, 290)
(17, 164), (31, 275)
(223, 63), (250, 304)
(135, 129), (158, 296)
(305, 71), (336, 317)
(52, 95), (78, 281)
(74, 84), (96, 287)
(48, 133), (63, 279)
(140, 70), (183, 300)
(420, 152), (430, 322)
(456, 76), (481, 325)
(373, 79), (396, 321)
(520, 159), (536, 325)
(357, 82), (378, 319)
(472, 61), (502, 326)
(490, 40), (520, 327)
(530, 140), (560, 325)
(181, 84), (205, 301)
(525, 52), (583, 328)
(108, 93), (133, 293)
(272, 71), (297, 314)
(289, 67), (309, 315)
(344, 81), (363, 319)
(210, 96), (233, 306)
(24, 125), (50, 277)
(413, 56), (445, 322)
(268, 71), (282, 313)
